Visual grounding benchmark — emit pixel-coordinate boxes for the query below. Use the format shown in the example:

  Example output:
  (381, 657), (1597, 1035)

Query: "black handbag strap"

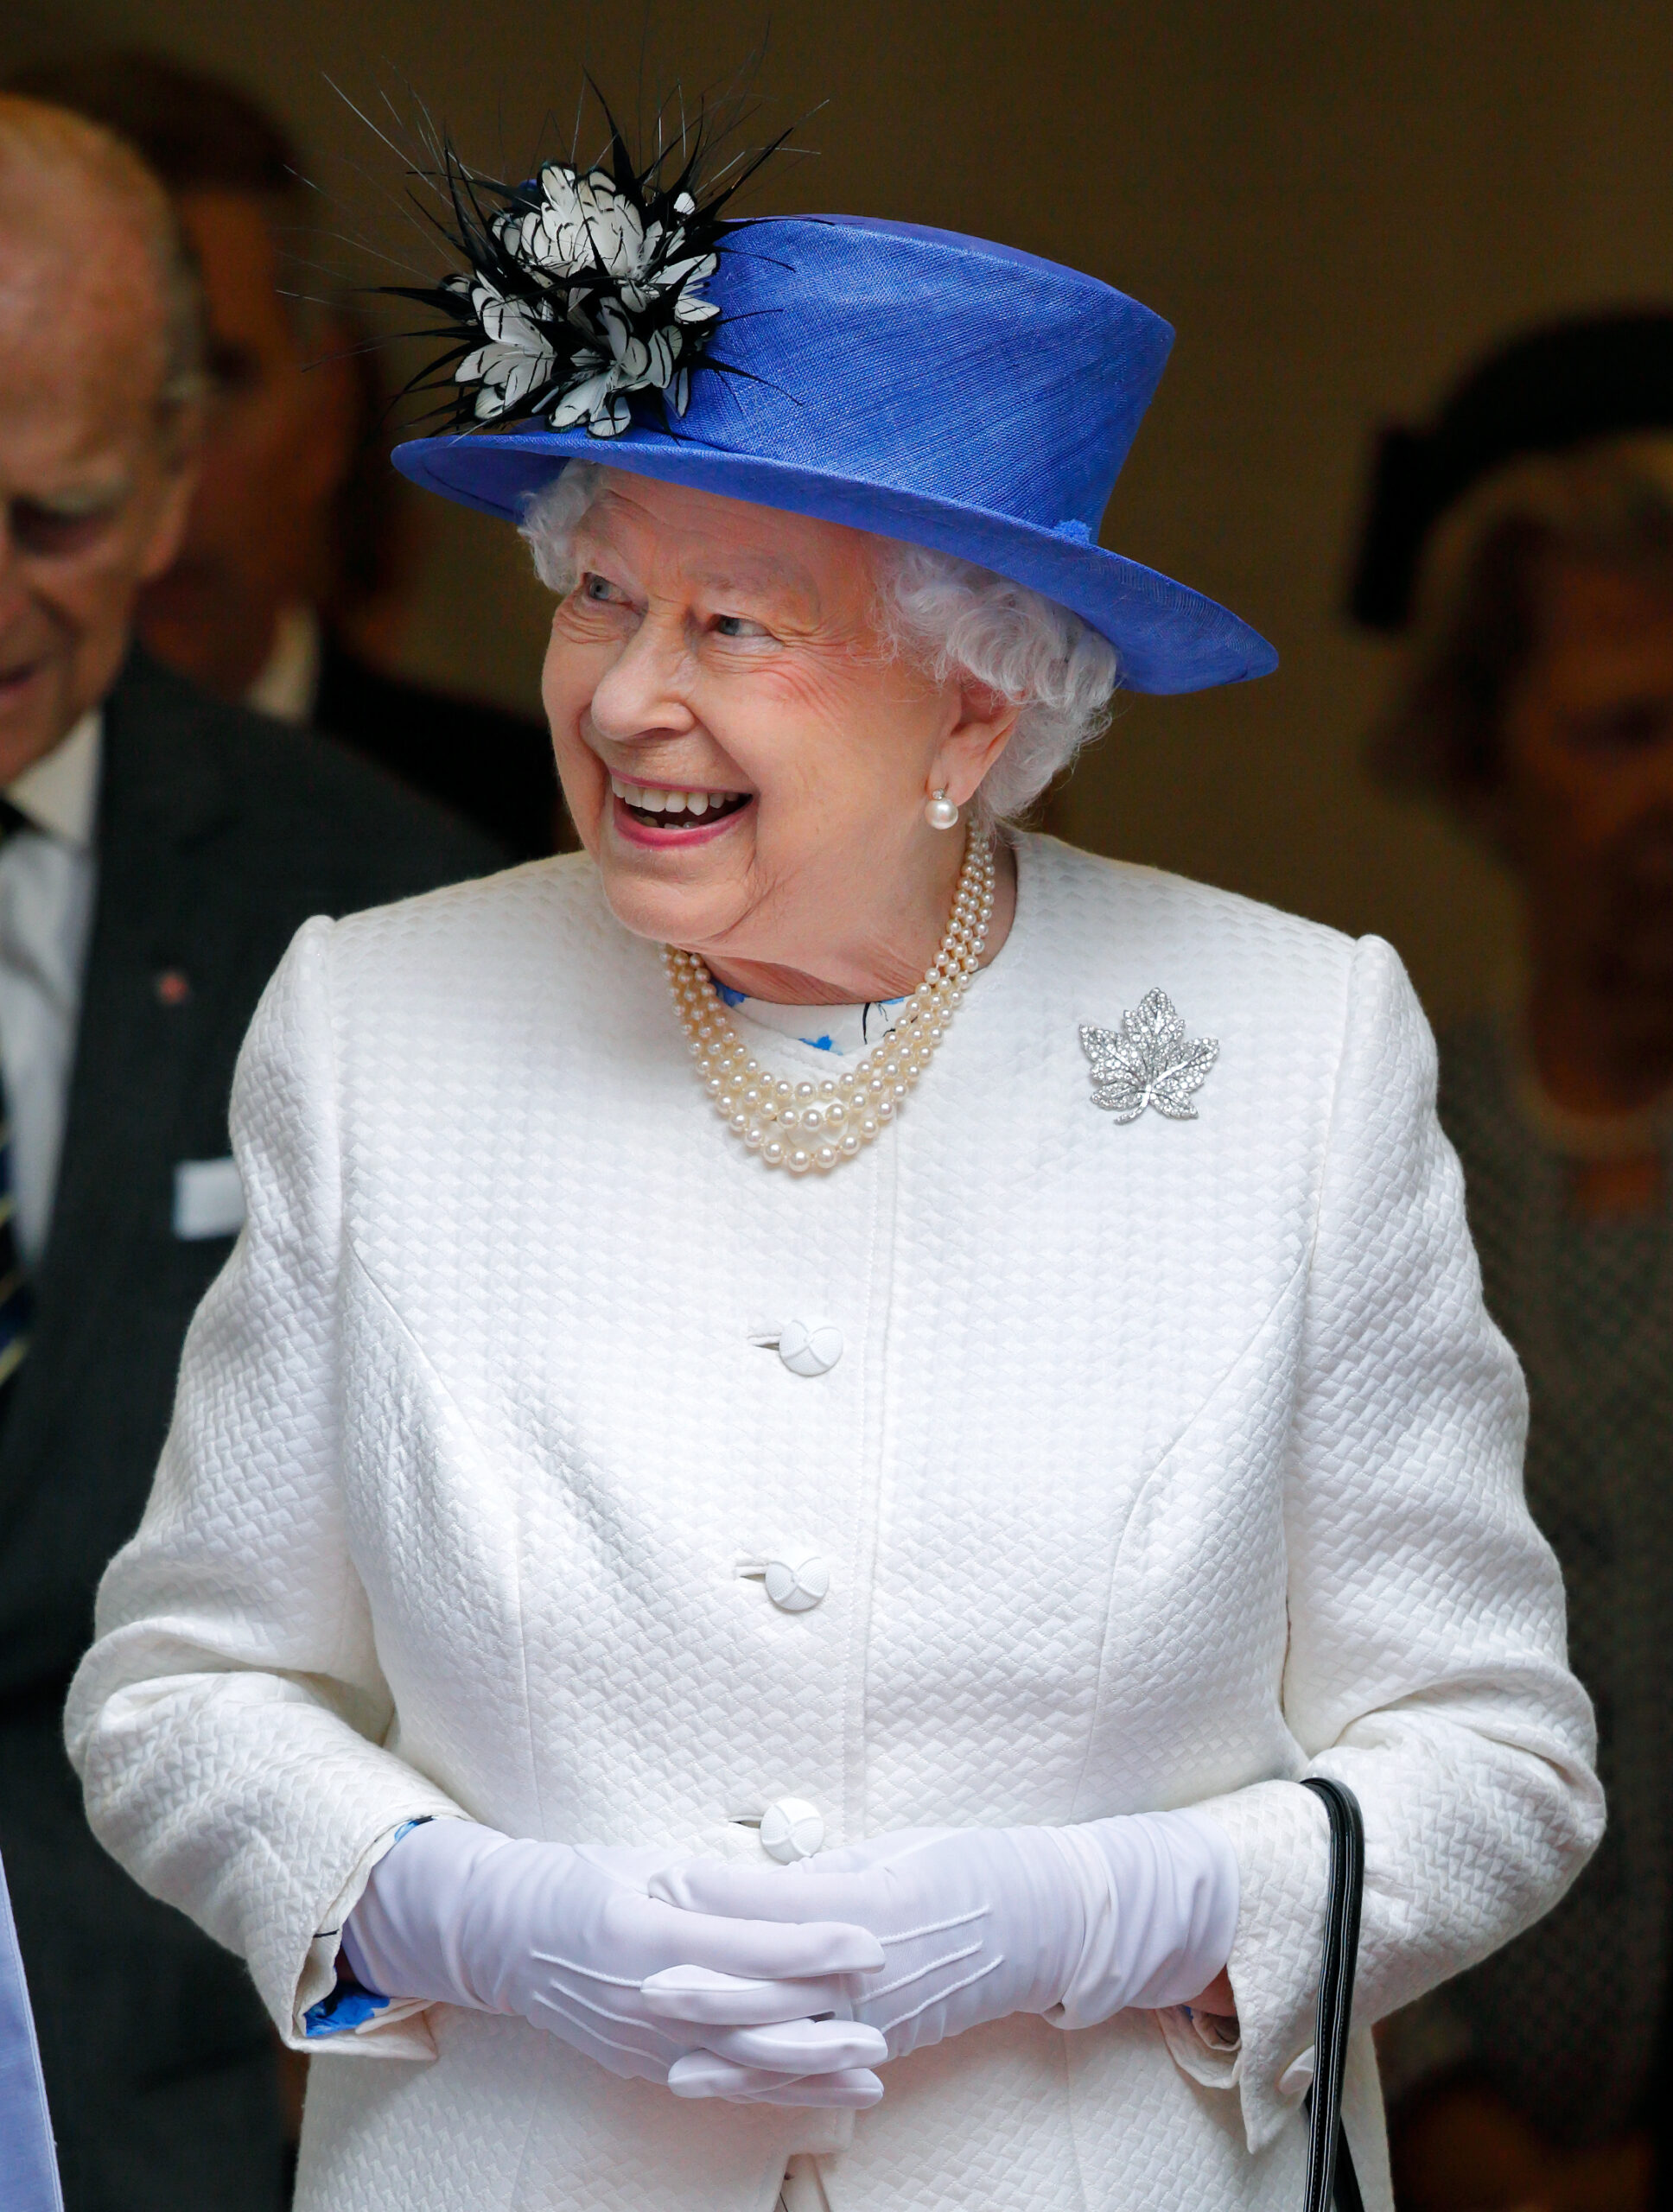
(1300, 1777), (1365, 2212)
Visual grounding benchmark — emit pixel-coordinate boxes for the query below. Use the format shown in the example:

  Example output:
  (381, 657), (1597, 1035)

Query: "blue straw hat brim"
(392, 429), (1277, 697)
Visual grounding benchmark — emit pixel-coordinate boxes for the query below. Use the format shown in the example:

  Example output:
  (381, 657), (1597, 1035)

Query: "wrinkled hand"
(648, 1812), (1238, 2101)
(341, 1819), (887, 2105)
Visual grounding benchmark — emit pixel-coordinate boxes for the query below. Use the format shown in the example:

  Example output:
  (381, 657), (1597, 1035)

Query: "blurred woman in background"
(1355, 314), (1673, 2212)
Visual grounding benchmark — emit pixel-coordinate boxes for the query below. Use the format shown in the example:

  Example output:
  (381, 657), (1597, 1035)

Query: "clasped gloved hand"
(340, 1818), (889, 2106)
(646, 1810), (1239, 2099)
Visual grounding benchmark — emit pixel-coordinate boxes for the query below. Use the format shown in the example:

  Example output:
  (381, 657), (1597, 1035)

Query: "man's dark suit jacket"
(0, 652), (504, 2212)
(315, 629), (566, 861)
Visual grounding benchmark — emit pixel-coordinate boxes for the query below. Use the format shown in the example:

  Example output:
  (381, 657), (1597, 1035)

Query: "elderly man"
(0, 97), (499, 2209)
(7, 49), (565, 861)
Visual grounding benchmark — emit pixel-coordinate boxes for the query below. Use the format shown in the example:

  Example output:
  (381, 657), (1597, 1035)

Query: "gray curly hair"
(519, 463), (1119, 829)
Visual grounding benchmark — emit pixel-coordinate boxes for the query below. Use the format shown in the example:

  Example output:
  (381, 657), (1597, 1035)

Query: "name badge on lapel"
(173, 1158), (245, 1241)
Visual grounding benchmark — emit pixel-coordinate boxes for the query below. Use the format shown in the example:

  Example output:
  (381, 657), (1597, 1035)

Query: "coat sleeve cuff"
(1185, 1780), (1331, 2152)
(1155, 2001), (1243, 2089)
(283, 1807), (468, 2060)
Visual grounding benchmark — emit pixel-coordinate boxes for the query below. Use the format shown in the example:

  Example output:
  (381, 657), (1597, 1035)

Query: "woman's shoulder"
(317, 850), (623, 989)
(1016, 834), (1425, 1097)
(281, 854), (660, 1069)
(1020, 833), (1363, 1002)
(1017, 835), (1431, 1158)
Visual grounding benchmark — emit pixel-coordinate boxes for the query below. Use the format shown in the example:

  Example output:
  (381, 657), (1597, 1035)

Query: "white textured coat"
(67, 836), (1600, 2212)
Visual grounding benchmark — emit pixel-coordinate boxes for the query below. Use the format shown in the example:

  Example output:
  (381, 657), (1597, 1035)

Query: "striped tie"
(0, 801), (30, 1389)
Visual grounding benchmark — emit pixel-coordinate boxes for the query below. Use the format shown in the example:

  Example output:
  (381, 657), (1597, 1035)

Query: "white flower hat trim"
(449, 167), (722, 434)
(455, 287), (557, 420)
(390, 98), (786, 443)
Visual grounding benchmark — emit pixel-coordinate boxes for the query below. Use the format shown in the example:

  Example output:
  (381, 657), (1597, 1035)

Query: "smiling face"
(542, 472), (1018, 1002)
(0, 118), (197, 780)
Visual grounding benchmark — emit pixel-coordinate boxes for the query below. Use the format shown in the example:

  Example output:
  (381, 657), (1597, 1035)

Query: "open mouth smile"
(611, 776), (753, 838)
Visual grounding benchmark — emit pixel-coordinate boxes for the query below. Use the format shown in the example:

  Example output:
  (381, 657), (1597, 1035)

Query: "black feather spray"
(381, 95), (790, 440)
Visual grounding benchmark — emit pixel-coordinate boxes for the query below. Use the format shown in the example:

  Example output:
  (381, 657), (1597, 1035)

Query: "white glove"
(340, 1819), (888, 2105)
(647, 1810), (1238, 2091)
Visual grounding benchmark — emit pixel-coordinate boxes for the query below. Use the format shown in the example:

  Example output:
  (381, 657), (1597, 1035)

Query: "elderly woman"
(67, 156), (1598, 2212)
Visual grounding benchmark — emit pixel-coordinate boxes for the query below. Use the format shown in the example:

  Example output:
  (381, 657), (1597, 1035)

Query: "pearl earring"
(925, 788), (960, 830)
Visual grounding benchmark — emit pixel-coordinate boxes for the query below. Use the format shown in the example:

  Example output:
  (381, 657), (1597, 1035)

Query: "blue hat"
(394, 215), (1276, 695)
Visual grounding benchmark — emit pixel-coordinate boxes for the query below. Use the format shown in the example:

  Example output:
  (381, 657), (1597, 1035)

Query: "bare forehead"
(0, 104), (172, 350)
(0, 208), (161, 340)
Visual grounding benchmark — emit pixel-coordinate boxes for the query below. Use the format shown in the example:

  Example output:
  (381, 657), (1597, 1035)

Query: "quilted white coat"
(67, 835), (1600, 2212)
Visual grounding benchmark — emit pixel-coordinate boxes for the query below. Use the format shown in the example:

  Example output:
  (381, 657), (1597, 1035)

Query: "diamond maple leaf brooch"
(1080, 989), (1220, 1122)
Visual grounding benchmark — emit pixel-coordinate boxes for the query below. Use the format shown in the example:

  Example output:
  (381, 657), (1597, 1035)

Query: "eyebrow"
(573, 516), (825, 617)
(689, 554), (823, 614)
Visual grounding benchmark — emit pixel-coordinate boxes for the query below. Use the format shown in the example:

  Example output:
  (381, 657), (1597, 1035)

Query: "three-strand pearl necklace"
(664, 833), (996, 1174)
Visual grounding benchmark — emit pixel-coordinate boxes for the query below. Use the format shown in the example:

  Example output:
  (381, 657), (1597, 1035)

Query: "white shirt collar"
(245, 603), (322, 726)
(6, 710), (102, 850)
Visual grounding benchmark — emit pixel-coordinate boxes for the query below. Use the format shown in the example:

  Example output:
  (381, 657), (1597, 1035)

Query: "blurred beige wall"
(7, 0), (1672, 1020)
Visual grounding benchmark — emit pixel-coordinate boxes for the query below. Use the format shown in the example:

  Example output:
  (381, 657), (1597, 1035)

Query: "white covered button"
(764, 1552), (830, 1613)
(778, 1320), (843, 1377)
(759, 1797), (825, 1863)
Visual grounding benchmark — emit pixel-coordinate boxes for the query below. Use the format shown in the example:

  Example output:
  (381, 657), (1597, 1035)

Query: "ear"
(930, 678), (1022, 809)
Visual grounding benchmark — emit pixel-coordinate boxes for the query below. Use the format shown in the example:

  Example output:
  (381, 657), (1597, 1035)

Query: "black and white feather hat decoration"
(386, 100), (786, 440)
